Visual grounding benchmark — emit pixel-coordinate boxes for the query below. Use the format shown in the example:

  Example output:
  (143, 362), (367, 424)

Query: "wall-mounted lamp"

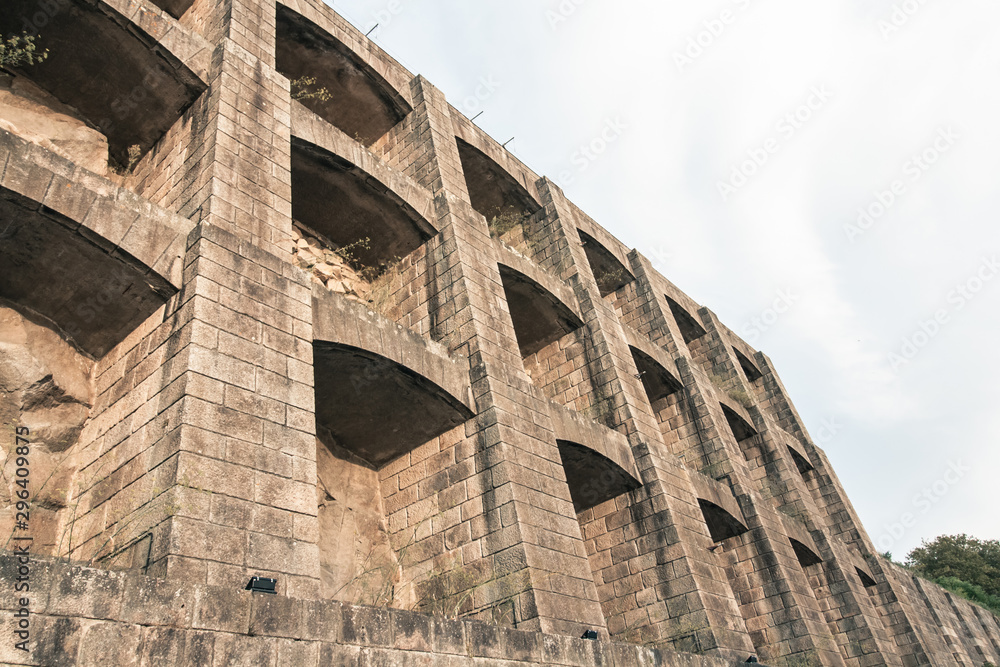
(245, 576), (277, 594)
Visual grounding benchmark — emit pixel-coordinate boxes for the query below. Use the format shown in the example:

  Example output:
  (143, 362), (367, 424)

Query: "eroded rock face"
(316, 430), (405, 606)
(0, 74), (110, 175)
(285, 222), (400, 318)
(0, 305), (93, 554)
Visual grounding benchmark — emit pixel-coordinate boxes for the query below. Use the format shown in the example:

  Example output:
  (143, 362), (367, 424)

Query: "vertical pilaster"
(134, 0), (292, 257)
(377, 76), (607, 636)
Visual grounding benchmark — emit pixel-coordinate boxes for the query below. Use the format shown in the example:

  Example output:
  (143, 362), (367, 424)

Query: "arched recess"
(629, 345), (682, 405)
(0, 132), (190, 560)
(313, 344), (475, 467)
(556, 441), (641, 513)
(733, 347), (763, 382)
(790, 539), (824, 568)
(578, 230), (634, 297)
(498, 264), (584, 358)
(665, 295), (707, 346)
(151, 0), (195, 19)
(779, 513), (824, 568)
(690, 474), (750, 543)
(456, 137), (541, 221)
(312, 288), (474, 600)
(0, 132), (191, 357)
(0, 0), (207, 168)
(312, 288), (475, 468)
(721, 404), (758, 444)
(291, 137), (436, 270)
(787, 444), (815, 475)
(547, 399), (641, 513)
(856, 567), (878, 588)
(698, 499), (750, 543)
(276, 4), (411, 145)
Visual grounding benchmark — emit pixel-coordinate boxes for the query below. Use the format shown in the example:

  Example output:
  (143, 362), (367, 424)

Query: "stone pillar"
(133, 0), (292, 257)
(69, 222), (320, 596)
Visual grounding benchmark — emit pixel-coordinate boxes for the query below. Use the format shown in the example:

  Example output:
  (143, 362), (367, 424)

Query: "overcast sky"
(326, 0), (999, 558)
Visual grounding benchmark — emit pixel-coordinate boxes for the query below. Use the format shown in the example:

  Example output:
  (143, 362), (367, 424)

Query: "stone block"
(340, 605), (393, 648)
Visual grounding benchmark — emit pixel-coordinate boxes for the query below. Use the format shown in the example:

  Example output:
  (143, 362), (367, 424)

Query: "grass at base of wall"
(933, 576), (1000, 618)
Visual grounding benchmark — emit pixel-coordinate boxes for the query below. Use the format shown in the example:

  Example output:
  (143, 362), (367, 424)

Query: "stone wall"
(0, 0), (996, 664)
(0, 554), (753, 667)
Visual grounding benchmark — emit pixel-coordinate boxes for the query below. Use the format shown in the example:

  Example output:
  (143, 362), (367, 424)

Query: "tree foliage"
(906, 534), (1000, 598)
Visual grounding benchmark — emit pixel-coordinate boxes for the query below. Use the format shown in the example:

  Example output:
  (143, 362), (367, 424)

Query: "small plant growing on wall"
(0, 33), (49, 70)
(708, 372), (729, 391)
(727, 386), (754, 409)
(109, 144), (143, 177)
(709, 371), (755, 409)
(124, 144), (142, 172)
(290, 76), (332, 103)
(593, 266), (625, 294)
(488, 208), (538, 256)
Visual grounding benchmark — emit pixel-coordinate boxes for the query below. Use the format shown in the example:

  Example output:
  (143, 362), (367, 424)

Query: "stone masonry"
(0, 0), (997, 665)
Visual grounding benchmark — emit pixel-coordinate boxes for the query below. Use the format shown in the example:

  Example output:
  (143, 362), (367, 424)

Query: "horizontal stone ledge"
(101, 0), (213, 82)
(0, 128), (193, 288)
(0, 129), (194, 356)
(290, 101), (437, 237)
(494, 239), (583, 324)
(312, 285), (474, 412)
(546, 399), (641, 486)
(0, 552), (754, 667)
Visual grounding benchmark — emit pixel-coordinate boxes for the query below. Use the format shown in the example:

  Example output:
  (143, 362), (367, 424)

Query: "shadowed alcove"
(276, 5), (411, 145)
(557, 440), (641, 513)
(291, 138), (436, 270)
(0, 0), (206, 167)
(456, 137), (540, 221)
(498, 264), (584, 358)
(578, 230), (634, 297)
(313, 343), (474, 468)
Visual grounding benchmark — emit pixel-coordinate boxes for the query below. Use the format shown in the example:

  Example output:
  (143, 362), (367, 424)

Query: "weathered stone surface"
(0, 305), (93, 555)
(0, 75), (109, 175)
(315, 437), (401, 604)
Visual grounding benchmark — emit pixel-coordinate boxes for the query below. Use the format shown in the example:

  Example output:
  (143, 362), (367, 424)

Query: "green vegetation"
(487, 208), (539, 256)
(593, 266), (625, 294)
(707, 371), (755, 408)
(290, 75), (332, 103)
(727, 386), (754, 408)
(932, 577), (1000, 617)
(905, 534), (1000, 618)
(110, 144), (143, 176)
(907, 534), (1000, 597)
(487, 208), (527, 238)
(0, 33), (48, 70)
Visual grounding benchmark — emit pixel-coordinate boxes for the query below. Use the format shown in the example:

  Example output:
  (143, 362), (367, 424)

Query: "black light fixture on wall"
(245, 576), (277, 595)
